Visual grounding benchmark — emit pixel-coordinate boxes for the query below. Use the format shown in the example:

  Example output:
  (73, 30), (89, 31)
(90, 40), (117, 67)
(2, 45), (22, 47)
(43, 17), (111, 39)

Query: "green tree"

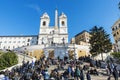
(89, 26), (112, 60)
(0, 51), (18, 70)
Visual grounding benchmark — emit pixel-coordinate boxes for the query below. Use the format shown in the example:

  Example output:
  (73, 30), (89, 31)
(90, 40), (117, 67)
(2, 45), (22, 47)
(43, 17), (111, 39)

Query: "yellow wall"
(28, 49), (88, 60)
(77, 49), (86, 58)
(33, 50), (44, 60)
(29, 50), (55, 59)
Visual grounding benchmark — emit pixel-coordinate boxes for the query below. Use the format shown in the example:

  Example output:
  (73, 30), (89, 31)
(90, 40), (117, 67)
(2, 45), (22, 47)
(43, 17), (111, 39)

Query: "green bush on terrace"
(111, 52), (120, 60)
(0, 51), (18, 70)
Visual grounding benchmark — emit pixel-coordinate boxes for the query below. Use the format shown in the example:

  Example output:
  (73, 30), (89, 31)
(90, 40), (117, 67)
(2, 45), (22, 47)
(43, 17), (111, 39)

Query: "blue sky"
(0, 0), (119, 43)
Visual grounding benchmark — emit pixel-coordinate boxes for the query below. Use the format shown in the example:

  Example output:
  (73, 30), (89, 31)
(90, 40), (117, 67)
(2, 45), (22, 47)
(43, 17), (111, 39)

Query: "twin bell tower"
(38, 10), (68, 45)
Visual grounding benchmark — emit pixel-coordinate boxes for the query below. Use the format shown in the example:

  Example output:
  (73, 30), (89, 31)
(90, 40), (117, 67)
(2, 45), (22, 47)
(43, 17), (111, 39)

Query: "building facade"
(38, 10), (68, 45)
(74, 30), (91, 46)
(0, 10), (68, 50)
(0, 10), (90, 59)
(0, 35), (38, 50)
(112, 19), (120, 52)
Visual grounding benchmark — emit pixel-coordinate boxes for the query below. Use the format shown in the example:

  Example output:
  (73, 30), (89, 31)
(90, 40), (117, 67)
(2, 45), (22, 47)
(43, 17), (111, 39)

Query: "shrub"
(0, 51), (18, 70)
(111, 52), (120, 60)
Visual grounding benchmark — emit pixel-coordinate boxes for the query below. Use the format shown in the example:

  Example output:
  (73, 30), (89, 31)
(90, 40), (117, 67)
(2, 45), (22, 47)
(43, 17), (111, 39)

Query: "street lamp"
(23, 48), (27, 63)
(41, 37), (44, 44)
(62, 37), (66, 60)
(62, 37), (65, 45)
(73, 42), (76, 60)
(44, 43), (48, 59)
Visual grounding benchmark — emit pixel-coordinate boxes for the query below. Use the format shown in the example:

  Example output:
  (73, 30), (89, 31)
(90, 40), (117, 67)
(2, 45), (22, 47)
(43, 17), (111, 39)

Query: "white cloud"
(26, 4), (40, 13)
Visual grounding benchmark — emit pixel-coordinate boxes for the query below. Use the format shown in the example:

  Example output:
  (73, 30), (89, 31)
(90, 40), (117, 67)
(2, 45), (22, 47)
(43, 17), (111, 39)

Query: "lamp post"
(23, 48), (27, 63)
(62, 37), (65, 45)
(62, 37), (66, 60)
(41, 37), (44, 44)
(73, 42), (76, 60)
(44, 43), (48, 59)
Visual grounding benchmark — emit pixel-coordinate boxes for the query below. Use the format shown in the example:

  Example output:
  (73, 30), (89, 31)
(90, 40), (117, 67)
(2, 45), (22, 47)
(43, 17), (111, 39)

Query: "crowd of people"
(0, 56), (120, 80)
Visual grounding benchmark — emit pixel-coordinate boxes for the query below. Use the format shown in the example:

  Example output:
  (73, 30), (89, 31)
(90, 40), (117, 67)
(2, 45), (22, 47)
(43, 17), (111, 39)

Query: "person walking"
(71, 65), (75, 78)
(74, 66), (80, 80)
(113, 66), (119, 80)
(107, 74), (111, 80)
(86, 70), (91, 80)
(67, 65), (72, 78)
(80, 69), (84, 80)
(43, 69), (50, 80)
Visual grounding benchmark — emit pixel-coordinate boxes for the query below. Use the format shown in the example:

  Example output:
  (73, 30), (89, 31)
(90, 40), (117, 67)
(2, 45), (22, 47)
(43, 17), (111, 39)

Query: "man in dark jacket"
(113, 66), (119, 80)
(80, 69), (84, 80)
(86, 71), (91, 80)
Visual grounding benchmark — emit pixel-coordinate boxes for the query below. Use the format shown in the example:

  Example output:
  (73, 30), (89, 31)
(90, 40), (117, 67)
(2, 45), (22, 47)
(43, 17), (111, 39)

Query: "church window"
(52, 30), (55, 34)
(119, 23), (120, 27)
(42, 41), (44, 44)
(8, 46), (10, 49)
(62, 21), (65, 26)
(50, 32), (51, 34)
(43, 21), (46, 26)
(113, 34), (116, 37)
(27, 43), (29, 46)
(118, 49), (119, 52)
(112, 28), (114, 31)
(116, 26), (118, 30)
(28, 39), (30, 42)
(117, 32), (119, 34)
(36, 41), (38, 44)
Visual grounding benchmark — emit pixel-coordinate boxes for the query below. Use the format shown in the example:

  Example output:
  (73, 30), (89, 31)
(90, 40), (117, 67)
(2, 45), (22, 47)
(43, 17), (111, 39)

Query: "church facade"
(38, 10), (68, 45)
(0, 10), (90, 59)
(0, 10), (68, 50)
